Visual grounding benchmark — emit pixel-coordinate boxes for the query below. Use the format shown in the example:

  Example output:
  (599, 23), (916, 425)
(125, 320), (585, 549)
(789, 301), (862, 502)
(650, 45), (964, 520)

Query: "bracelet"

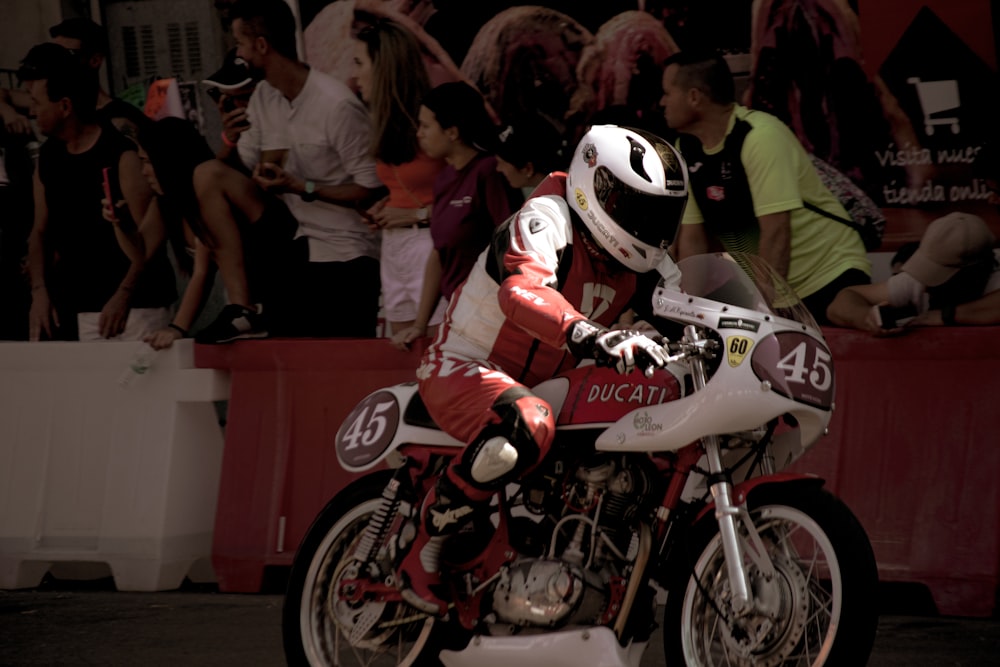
(221, 130), (237, 148)
(941, 303), (957, 326)
(168, 323), (188, 337)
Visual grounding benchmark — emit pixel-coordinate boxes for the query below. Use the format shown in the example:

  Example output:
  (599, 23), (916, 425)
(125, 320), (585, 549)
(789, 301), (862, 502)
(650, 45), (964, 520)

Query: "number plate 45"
(335, 391), (401, 468)
(751, 332), (834, 410)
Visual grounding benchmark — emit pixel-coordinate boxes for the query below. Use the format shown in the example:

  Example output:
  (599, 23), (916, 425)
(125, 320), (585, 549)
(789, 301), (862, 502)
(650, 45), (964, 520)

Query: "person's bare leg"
(200, 211), (251, 308)
(195, 171), (256, 310)
(212, 243), (252, 308)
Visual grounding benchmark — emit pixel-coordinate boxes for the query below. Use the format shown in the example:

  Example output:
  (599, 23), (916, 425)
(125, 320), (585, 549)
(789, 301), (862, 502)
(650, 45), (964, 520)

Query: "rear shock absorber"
(354, 475), (403, 566)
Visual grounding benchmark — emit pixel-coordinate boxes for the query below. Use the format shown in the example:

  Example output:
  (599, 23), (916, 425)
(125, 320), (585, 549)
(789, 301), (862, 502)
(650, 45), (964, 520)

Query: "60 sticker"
(726, 336), (754, 367)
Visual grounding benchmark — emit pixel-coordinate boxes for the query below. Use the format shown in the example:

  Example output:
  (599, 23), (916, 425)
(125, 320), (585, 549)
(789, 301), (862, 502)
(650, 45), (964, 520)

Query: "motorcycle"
(282, 252), (879, 667)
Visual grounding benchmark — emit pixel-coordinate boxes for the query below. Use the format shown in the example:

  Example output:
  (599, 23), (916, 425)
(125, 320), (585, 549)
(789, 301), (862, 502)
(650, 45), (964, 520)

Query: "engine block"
(492, 559), (606, 628)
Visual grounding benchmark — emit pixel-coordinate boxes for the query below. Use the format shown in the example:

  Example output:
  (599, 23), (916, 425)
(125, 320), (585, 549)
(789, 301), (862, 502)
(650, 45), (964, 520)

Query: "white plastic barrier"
(0, 339), (230, 591)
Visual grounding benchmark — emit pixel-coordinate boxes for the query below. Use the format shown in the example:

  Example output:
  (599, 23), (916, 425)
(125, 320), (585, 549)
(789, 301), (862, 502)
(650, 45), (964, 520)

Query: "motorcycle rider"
(398, 124), (690, 615)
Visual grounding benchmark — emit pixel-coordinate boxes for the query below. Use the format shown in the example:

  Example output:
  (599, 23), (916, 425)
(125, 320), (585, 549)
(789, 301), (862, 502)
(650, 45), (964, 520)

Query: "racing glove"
(567, 319), (670, 377)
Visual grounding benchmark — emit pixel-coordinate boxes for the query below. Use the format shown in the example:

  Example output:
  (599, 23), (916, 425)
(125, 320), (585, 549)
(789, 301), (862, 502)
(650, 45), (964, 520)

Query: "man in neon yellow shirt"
(661, 50), (871, 325)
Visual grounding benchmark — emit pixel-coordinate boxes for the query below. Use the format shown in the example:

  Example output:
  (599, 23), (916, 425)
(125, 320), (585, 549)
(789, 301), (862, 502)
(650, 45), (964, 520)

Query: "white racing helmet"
(567, 124), (688, 273)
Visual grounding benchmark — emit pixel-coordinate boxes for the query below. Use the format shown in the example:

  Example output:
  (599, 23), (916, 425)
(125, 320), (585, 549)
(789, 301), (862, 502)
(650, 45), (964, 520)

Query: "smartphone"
(101, 167), (113, 206)
(221, 94), (251, 130)
(878, 304), (918, 329)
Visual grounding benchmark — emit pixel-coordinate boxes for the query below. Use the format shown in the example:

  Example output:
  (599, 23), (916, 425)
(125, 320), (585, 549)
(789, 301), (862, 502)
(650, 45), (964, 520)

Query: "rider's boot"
(397, 471), (490, 616)
(398, 414), (547, 616)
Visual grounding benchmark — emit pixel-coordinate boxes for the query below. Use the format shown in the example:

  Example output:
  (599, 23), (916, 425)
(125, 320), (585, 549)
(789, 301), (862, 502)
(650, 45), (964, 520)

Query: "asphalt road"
(1, 582), (998, 666)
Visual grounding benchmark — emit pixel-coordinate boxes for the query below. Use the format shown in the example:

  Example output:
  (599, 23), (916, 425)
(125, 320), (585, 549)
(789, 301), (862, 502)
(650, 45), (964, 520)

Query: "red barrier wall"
(792, 327), (1000, 617)
(194, 339), (425, 593)
(196, 329), (1000, 616)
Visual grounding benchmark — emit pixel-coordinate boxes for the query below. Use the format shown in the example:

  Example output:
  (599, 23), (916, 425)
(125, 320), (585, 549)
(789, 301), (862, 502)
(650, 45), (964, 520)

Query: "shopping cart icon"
(907, 76), (960, 135)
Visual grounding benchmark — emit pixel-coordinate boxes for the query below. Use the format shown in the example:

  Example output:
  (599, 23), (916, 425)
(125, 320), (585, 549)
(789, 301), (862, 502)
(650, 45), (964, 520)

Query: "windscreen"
(673, 252), (820, 330)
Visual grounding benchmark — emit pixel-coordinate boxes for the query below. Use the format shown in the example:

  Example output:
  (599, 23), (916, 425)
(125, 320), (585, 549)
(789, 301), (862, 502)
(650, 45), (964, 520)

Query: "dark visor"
(593, 166), (686, 248)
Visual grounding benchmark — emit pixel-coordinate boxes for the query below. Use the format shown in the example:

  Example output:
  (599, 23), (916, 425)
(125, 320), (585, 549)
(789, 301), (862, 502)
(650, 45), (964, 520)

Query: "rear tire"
(282, 472), (451, 666)
(662, 486), (878, 666)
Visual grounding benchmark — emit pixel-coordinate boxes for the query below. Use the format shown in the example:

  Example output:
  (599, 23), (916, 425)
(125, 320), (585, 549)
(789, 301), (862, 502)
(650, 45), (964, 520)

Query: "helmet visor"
(593, 165), (687, 248)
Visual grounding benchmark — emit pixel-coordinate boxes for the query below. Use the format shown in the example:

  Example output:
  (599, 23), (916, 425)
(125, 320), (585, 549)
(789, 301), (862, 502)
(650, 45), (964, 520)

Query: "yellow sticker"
(575, 188), (588, 211)
(726, 336), (754, 367)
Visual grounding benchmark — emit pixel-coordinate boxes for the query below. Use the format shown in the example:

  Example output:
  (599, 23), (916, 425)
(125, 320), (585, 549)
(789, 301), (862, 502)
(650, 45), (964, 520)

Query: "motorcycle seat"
(402, 390), (441, 431)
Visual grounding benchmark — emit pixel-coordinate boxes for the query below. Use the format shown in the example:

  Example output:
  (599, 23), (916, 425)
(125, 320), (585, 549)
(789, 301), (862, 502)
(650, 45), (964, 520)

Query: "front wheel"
(282, 472), (451, 666)
(662, 486), (878, 666)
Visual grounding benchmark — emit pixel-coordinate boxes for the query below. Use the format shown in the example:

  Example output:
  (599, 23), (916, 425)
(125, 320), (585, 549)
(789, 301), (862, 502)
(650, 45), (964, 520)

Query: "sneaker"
(195, 304), (267, 344)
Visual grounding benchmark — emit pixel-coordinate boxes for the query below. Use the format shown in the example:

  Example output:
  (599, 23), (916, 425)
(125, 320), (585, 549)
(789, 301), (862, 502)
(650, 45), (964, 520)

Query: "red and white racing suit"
(416, 173), (681, 499)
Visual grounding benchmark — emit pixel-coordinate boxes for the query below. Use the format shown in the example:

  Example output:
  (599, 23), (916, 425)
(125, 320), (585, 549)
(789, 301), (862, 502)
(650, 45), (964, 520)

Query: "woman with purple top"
(391, 82), (523, 350)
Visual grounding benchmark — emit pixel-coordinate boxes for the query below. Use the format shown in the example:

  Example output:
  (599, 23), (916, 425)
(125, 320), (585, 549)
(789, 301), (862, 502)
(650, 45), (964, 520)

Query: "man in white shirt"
(228, 0), (387, 337)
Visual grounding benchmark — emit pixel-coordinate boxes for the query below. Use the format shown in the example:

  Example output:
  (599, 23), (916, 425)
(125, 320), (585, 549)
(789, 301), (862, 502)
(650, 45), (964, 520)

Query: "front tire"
(662, 486), (878, 666)
(282, 472), (448, 666)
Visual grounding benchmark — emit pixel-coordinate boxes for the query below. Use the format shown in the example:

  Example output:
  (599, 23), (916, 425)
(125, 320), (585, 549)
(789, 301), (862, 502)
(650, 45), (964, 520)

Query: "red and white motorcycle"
(282, 252), (879, 667)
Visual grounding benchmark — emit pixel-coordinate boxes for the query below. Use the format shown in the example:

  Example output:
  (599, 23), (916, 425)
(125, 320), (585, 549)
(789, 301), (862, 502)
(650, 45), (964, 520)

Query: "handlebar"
(662, 336), (719, 365)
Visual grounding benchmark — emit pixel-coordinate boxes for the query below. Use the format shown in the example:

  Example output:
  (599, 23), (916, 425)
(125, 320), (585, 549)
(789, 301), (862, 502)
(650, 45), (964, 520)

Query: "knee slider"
(470, 436), (519, 484)
(458, 392), (555, 491)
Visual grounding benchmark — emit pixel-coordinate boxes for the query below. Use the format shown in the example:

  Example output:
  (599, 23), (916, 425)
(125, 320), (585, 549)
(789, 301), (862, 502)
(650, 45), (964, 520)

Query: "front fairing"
(595, 253), (833, 459)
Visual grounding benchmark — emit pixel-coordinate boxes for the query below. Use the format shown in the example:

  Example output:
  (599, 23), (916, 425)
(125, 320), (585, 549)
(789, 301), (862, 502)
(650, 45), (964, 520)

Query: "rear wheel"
(662, 487), (878, 666)
(282, 473), (451, 666)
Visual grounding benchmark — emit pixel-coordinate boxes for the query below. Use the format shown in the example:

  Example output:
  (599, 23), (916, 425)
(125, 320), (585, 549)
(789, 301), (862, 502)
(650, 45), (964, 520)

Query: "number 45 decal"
(777, 340), (832, 392)
(341, 400), (395, 450)
(753, 332), (835, 409)
(336, 391), (400, 468)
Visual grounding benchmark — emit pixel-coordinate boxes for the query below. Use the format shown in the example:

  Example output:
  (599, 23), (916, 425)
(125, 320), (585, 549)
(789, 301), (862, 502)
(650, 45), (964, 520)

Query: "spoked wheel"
(282, 474), (451, 666)
(663, 486), (878, 666)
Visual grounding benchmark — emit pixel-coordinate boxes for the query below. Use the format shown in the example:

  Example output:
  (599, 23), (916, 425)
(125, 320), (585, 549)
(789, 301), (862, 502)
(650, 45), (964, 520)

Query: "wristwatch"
(301, 180), (317, 202)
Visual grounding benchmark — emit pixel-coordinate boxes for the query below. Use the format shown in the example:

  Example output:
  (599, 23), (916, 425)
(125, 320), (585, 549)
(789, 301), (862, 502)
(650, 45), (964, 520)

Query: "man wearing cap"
(828, 212), (999, 332)
(202, 47), (288, 171)
(227, 0), (387, 337)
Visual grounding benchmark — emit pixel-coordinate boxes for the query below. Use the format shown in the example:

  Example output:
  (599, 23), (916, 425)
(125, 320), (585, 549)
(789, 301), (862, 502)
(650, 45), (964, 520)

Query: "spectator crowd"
(1, 0), (998, 348)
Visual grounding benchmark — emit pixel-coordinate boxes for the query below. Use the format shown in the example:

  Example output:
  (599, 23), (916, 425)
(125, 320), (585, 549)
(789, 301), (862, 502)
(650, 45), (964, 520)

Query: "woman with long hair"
(353, 17), (447, 338)
(390, 81), (523, 350)
(131, 117), (297, 347)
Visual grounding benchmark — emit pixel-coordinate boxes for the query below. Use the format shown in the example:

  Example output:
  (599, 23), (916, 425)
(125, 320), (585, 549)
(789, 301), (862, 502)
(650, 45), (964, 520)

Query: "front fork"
(684, 325), (774, 615)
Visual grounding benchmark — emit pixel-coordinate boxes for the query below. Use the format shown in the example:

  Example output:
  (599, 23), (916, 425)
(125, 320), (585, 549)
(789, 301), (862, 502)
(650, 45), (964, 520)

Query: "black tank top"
(38, 124), (175, 312)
